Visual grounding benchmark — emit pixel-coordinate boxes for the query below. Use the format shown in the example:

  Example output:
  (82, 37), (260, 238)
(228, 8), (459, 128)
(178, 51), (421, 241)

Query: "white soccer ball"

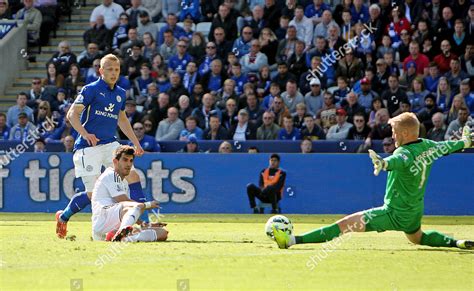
(265, 215), (293, 240)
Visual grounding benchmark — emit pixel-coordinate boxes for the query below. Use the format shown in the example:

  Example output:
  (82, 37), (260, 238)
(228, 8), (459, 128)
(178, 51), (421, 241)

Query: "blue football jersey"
(73, 78), (126, 151)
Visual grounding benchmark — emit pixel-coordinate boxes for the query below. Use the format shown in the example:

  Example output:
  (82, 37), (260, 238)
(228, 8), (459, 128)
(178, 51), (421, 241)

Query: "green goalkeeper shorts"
(363, 206), (422, 234)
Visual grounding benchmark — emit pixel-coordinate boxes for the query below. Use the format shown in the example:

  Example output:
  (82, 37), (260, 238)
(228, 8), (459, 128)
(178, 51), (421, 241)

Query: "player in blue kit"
(55, 54), (149, 238)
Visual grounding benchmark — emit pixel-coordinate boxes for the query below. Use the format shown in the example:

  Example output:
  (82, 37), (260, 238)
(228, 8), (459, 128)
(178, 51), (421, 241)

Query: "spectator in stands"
(230, 63), (248, 96)
(228, 109), (257, 141)
(407, 77), (429, 113)
(347, 112), (370, 141)
(445, 59), (468, 95)
(446, 95), (466, 125)
(192, 93), (222, 130)
(232, 26), (254, 59)
(381, 74), (408, 116)
(63, 135), (74, 152)
(372, 59), (390, 93)
(177, 95), (193, 121)
(258, 28), (278, 68)
(209, 4), (237, 43)
(435, 77), (453, 112)
(179, 0), (200, 22)
(333, 77), (350, 104)
(301, 114), (325, 140)
(168, 40), (193, 76)
(337, 49), (364, 86)
(315, 92), (337, 133)
(203, 114), (228, 140)
(33, 100), (53, 132)
(155, 107), (184, 141)
(33, 138), (46, 153)
(289, 6), (312, 49)
(211, 27), (232, 61)
(77, 43), (102, 71)
(221, 98), (238, 130)
(178, 135), (201, 153)
(244, 92), (264, 127)
(246, 153), (285, 214)
(46, 116), (76, 142)
(263, 0), (281, 32)
(85, 58), (100, 84)
(142, 0), (161, 23)
(269, 95), (290, 128)
(179, 116), (203, 141)
(456, 80), (474, 117)
(218, 140), (232, 153)
(200, 59), (227, 94)
(162, 0), (181, 20)
(0, 113), (9, 140)
(90, 0), (124, 30)
(281, 79), (304, 115)
(141, 116), (155, 135)
(15, 0), (42, 43)
(190, 83), (204, 108)
(278, 115), (300, 140)
(299, 57), (327, 95)
(158, 13), (184, 46)
(287, 40), (307, 77)
(340, 91), (365, 124)
(159, 29), (178, 64)
(257, 111), (279, 140)
(326, 108), (352, 141)
(300, 137), (313, 154)
(403, 41), (430, 76)
(365, 108), (391, 147)
(358, 77), (378, 112)
(326, 22), (345, 53)
(83, 15), (110, 52)
(118, 28), (141, 57)
(133, 63), (153, 102)
(399, 60), (418, 92)
(382, 137), (395, 154)
(181, 61), (198, 96)
(445, 106), (471, 140)
(276, 26), (298, 65)
(248, 146), (259, 153)
(426, 112), (447, 142)
(148, 92), (169, 131)
(126, 0), (150, 28)
(166, 72), (188, 106)
(460, 42), (473, 75)
(292, 103), (307, 129)
(122, 42), (146, 81)
(188, 32), (206, 61)
(137, 10), (158, 40)
(27, 77), (54, 110)
(111, 13), (130, 51)
(0, 0), (12, 19)
(9, 112), (37, 141)
(304, 0), (329, 26)
(313, 10), (335, 38)
(150, 54), (167, 78)
(434, 40), (458, 74)
(240, 39), (268, 74)
(117, 99), (143, 140)
(42, 62), (64, 88)
(197, 41), (218, 77)
(424, 62), (441, 93)
(129, 122), (160, 152)
(451, 19), (468, 57)
(49, 41), (77, 77)
(417, 94), (442, 132)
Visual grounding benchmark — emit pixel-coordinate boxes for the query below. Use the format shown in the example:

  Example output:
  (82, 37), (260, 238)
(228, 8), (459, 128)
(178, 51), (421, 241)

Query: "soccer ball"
(265, 215), (293, 240)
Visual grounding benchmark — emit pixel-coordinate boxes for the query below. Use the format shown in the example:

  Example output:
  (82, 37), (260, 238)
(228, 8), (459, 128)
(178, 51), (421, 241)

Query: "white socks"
(125, 229), (157, 242)
(119, 206), (142, 230)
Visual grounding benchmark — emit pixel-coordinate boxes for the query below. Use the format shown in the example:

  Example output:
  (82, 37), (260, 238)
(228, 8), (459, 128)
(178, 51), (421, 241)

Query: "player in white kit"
(92, 145), (168, 242)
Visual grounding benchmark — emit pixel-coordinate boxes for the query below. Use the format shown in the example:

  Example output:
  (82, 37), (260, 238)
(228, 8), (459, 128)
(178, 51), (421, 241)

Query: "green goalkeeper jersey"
(383, 138), (465, 213)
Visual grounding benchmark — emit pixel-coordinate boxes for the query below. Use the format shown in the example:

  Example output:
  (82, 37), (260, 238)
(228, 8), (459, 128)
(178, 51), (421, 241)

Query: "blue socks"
(60, 191), (91, 222)
(129, 182), (150, 223)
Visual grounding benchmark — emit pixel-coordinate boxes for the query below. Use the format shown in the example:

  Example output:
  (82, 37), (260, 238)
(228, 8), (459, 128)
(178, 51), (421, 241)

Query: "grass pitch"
(0, 213), (473, 290)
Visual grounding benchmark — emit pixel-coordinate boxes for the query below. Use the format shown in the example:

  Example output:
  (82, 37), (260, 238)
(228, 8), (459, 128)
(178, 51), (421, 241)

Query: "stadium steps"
(0, 2), (99, 112)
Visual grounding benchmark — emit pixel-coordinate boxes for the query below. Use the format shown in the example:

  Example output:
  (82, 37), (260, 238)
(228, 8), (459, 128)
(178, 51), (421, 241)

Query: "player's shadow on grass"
(166, 239), (254, 244)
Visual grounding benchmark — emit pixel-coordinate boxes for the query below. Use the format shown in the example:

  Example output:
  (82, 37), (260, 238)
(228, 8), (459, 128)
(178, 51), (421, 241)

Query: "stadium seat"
(195, 22), (212, 38)
(257, 200), (281, 214)
(177, 22), (196, 31)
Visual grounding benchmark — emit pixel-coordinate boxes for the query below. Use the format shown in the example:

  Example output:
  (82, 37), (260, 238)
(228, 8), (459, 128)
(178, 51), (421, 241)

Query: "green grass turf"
(0, 213), (473, 290)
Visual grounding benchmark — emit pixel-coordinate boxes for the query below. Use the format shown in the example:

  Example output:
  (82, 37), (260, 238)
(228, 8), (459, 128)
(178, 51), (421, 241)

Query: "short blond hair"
(100, 54), (120, 68)
(389, 112), (420, 134)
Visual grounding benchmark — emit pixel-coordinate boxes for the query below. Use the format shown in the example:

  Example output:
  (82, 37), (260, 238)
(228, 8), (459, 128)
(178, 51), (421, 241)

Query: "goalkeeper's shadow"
(165, 239), (254, 244)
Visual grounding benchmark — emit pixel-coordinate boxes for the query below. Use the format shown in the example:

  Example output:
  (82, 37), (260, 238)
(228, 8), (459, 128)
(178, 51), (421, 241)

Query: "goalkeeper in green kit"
(273, 112), (474, 250)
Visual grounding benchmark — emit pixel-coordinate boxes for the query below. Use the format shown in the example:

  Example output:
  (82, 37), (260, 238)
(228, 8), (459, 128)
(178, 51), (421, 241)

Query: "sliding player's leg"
(112, 201), (145, 241)
(274, 206), (392, 249)
(405, 228), (473, 249)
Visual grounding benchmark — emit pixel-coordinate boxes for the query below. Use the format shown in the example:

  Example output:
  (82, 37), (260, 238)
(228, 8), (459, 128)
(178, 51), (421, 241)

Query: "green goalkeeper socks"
(420, 230), (457, 247)
(295, 223), (342, 244)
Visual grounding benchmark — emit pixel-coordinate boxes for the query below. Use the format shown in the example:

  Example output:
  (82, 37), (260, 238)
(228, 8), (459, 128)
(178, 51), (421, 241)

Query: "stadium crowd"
(1, 0), (474, 153)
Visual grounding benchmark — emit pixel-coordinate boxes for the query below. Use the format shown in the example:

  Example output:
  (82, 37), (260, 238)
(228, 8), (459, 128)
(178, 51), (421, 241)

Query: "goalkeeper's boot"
(55, 210), (68, 239)
(456, 240), (474, 250)
(272, 225), (290, 249)
(112, 226), (133, 242)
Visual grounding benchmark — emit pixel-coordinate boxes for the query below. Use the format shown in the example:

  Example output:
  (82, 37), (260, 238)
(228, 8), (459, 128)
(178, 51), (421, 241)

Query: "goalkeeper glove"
(461, 125), (473, 148)
(368, 149), (387, 176)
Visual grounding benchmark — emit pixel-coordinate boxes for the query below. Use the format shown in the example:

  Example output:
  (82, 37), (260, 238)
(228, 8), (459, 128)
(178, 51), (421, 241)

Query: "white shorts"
(73, 141), (121, 191)
(91, 203), (123, 241)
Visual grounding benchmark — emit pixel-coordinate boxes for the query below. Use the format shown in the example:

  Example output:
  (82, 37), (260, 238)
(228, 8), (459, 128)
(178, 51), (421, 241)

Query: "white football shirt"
(91, 167), (130, 211)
